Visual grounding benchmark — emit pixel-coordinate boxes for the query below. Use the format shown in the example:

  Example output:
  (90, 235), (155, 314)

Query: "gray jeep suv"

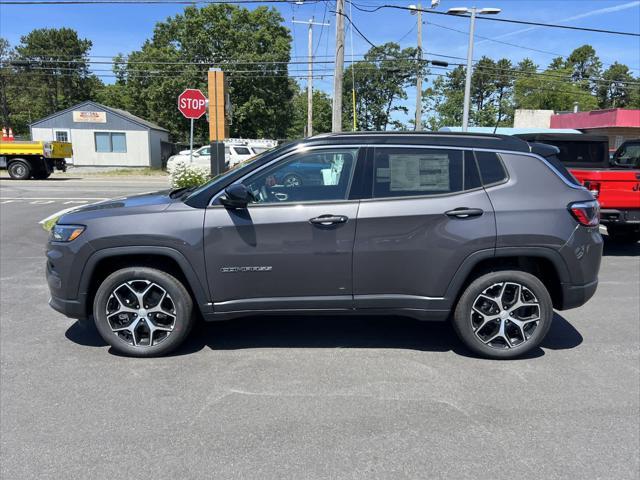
(46, 133), (602, 359)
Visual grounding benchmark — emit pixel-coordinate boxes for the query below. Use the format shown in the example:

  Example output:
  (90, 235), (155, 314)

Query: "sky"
(1, 0), (639, 125)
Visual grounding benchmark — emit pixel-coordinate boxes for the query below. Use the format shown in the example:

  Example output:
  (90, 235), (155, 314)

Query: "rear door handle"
(445, 208), (484, 218)
(309, 214), (348, 225)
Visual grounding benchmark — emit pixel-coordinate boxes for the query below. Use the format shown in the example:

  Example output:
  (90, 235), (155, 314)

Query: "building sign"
(73, 111), (107, 123)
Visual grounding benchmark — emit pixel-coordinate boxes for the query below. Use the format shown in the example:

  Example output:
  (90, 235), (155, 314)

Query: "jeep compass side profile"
(46, 133), (602, 359)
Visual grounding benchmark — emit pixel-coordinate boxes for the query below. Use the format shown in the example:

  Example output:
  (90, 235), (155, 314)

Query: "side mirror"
(220, 183), (253, 209)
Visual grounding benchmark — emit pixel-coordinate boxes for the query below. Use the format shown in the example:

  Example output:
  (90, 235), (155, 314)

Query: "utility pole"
(332, 0), (345, 132)
(447, 6), (501, 132)
(414, 3), (423, 131)
(293, 17), (330, 136)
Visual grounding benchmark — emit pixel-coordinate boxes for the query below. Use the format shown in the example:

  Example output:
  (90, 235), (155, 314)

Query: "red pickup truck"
(517, 134), (640, 243)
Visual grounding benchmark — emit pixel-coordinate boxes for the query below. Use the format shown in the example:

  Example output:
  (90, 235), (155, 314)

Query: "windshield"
(613, 143), (640, 167)
(183, 145), (282, 202)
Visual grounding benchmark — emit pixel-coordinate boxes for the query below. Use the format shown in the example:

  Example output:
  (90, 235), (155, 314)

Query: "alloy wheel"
(470, 282), (541, 349)
(105, 280), (176, 347)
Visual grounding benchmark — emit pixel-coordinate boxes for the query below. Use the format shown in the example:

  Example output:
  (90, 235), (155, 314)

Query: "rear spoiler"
(528, 142), (560, 159)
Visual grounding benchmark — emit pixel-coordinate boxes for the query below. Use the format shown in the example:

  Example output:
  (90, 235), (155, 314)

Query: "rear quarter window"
(539, 153), (582, 187)
(475, 151), (508, 185)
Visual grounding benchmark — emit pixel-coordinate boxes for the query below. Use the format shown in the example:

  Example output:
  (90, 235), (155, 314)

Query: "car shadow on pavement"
(65, 311), (583, 359)
(602, 237), (639, 256)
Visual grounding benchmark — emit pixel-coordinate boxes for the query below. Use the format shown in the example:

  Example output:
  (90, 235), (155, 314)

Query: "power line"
(348, 2), (640, 37)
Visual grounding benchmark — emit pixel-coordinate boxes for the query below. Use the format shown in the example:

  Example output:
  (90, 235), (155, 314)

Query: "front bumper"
(49, 294), (87, 319)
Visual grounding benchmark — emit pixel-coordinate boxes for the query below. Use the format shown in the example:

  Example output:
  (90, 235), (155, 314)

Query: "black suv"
(46, 133), (602, 359)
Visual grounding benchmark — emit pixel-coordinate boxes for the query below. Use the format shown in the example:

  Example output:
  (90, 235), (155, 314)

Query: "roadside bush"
(167, 160), (209, 189)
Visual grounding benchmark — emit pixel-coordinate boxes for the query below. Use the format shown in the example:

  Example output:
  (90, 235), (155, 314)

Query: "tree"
(343, 42), (421, 131)
(286, 81), (332, 138)
(0, 38), (13, 129)
(514, 65), (598, 111)
(15, 28), (100, 115)
(566, 44), (602, 90)
(108, 4), (293, 142)
(597, 62), (637, 108)
(424, 65), (465, 130)
(0, 31), (101, 135)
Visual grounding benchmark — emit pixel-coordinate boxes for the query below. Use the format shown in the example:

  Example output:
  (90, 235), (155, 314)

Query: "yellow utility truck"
(0, 140), (72, 179)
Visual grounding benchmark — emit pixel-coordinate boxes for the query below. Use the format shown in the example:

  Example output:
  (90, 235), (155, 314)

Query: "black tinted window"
(540, 153), (582, 186)
(475, 151), (507, 185)
(372, 148), (480, 198)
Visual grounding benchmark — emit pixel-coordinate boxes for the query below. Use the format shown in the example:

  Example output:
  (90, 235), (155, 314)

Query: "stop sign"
(178, 89), (207, 119)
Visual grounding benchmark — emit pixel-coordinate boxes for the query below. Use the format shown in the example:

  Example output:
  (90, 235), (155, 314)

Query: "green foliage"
(103, 4), (293, 142)
(1, 30), (102, 135)
(343, 42), (422, 131)
(287, 81), (332, 138)
(514, 66), (598, 111)
(597, 62), (638, 108)
(167, 159), (209, 188)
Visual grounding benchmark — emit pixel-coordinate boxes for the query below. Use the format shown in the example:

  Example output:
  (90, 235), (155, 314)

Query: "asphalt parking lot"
(1, 175), (638, 480)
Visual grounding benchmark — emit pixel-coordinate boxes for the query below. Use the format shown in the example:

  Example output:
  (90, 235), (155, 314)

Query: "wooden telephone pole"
(332, 0), (345, 132)
(293, 17), (330, 137)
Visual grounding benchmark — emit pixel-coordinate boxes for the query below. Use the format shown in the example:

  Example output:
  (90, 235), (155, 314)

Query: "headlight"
(50, 224), (85, 242)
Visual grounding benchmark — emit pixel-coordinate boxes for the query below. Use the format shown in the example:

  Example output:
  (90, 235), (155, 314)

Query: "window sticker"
(389, 154), (450, 191)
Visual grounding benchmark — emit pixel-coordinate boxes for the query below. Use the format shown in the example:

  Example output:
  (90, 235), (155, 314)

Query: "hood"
(58, 189), (175, 223)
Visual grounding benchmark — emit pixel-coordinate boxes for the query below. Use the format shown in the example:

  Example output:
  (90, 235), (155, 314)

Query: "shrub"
(167, 160), (209, 189)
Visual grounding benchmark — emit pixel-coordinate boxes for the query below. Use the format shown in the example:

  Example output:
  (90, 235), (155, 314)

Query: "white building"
(30, 101), (170, 169)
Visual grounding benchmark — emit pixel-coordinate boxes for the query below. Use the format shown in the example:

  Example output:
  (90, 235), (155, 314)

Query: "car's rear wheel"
(452, 271), (553, 359)
(93, 267), (194, 357)
(7, 159), (31, 180)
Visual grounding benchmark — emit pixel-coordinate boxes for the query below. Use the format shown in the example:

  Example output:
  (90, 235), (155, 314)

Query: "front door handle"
(445, 208), (484, 218)
(309, 214), (348, 225)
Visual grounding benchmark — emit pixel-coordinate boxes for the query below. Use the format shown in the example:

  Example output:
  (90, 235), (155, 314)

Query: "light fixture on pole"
(447, 6), (501, 132)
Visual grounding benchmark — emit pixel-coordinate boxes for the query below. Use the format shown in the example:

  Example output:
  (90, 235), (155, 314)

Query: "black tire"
(7, 159), (31, 180)
(93, 267), (194, 357)
(452, 270), (553, 359)
(32, 171), (52, 180)
(607, 225), (640, 243)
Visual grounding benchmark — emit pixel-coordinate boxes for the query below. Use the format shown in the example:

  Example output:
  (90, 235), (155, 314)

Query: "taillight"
(583, 181), (601, 198)
(569, 200), (600, 227)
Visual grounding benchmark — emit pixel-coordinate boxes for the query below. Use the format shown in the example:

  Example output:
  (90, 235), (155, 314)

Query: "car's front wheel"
(453, 271), (553, 359)
(93, 267), (194, 357)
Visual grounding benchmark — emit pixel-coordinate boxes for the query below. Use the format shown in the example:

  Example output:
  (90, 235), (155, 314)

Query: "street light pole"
(461, 8), (476, 132)
(448, 6), (501, 132)
(415, 3), (423, 131)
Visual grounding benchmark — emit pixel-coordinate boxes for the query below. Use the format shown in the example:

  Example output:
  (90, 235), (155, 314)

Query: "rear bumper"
(600, 209), (640, 225)
(558, 279), (598, 310)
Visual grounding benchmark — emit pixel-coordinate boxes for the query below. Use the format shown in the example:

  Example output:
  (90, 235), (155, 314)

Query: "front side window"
(373, 148), (480, 198)
(242, 148), (358, 204)
(95, 132), (127, 153)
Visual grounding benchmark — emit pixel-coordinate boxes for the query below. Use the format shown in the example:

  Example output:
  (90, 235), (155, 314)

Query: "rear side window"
(475, 151), (507, 185)
(539, 153), (582, 187)
(372, 148), (481, 198)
